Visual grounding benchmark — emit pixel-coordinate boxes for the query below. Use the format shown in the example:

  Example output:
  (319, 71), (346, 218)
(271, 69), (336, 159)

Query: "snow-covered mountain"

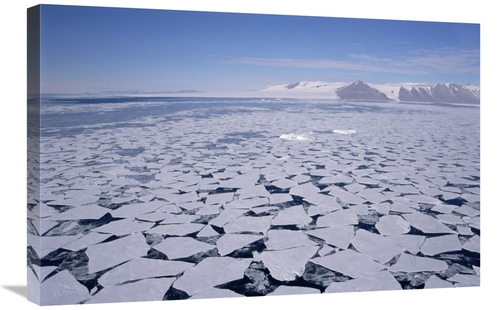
(255, 80), (480, 104)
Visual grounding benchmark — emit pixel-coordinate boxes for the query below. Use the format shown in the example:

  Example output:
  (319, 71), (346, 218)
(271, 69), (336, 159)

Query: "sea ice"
(462, 235), (480, 254)
(86, 232), (150, 274)
(87, 278), (175, 304)
(189, 288), (243, 299)
(324, 281), (358, 293)
(39, 270), (91, 305)
(48, 204), (110, 220)
(62, 232), (112, 252)
(98, 258), (193, 287)
(420, 235), (463, 256)
(346, 271), (402, 291)
(375, 215), (411, 235)
(258, 245), (319, 281)
(402, 213), (456, 234)
(324, 187), (366, 205)
(31, 265), (57, 283)
(153, 237), (216, 259)
(289, 183), (321, 197)
(271, 206), (312, 227)
(316, 209), (359, 227)
(223, 215), (273, 234)
(358, 189), (389, 204)
(447, 274), (480, 286)
(269, 286), (319, 295)
(311, 249), (384, 278)
(389, 253), (448, 272)
(424, 275), (454, 288)
(147, 223), (205, 236)
(173, 257), (252, 296)
(28, 233), (83, 259)
(280, 133), (315, 141)
(404, 194), (442, 205)
(216, 234), (264, 256)
(265, 229), (317, 251)
(306, 226), (354, 249)
(453, 205), (480, 217)
(205, 192), (235, 205)
(351, 229), (404, 264)
(271, 178), (299, 190)
(386, 234), (425, 255)
(92, 218), (153, 236)
(333, 130), (356, 135)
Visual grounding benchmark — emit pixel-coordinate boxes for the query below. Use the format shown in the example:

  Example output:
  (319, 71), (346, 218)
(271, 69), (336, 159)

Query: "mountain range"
(255, 80), (480, 104)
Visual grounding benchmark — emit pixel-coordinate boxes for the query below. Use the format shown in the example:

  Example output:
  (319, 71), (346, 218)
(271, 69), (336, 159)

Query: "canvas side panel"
(27, 4), (41, 306)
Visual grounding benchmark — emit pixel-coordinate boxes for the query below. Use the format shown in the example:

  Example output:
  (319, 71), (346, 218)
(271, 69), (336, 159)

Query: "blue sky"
(40, 4), (480, 94)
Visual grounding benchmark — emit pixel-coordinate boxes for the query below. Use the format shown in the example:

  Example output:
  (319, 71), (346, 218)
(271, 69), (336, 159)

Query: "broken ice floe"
(332, 129), (356, 135)
(32, 97), (480, 304)
(279, 133), (315, 141)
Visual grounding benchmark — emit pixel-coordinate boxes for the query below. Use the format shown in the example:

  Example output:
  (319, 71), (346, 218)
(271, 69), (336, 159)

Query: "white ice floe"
(98, 258), (193, 287)
(223, 215), (274, 234)
(190, 288), (243, 299)
(462, 235), (480, 254)
(265, 230), (317, 251)
(402, 213), (456, 234)
(358, 189), (389, 204)
(269, 286), (320, 296)
(87, 278), (175, 304)
(86, 232), (150, 274)
(258, 245), (318, 281)
(196, 224), (220, 237)
(208, 209), (248, 228)
(316, 209), (359, 227)
(306, 226), (354, 249)
(205, 192), (235, 205)
(311, 249), (384, 278)
(420, 234), (462, 256)
(424, 275), (454, 289)
(333, 130), (356, 135)
(28, 233), (83, 259)
(111, 201), (167, 218)
(453, 205), (480, 217)
(154, 237), (215, 259)
(319, 175), (353, 185)
(173, 257), (252, 296)
(325, 281), (358, 293)
(324, 187), (366, 205)
(147, 223), (205, 236)
(92, 218), (153, 236)
(389, 253), (448, 272)
(269, 193), (294, 204)
(31, 265), (57, 283)
(271, 178), (299, 190)
(386, 234), (426, 255)
(289, 183), (321, 197)
(375, 215), (411, 236)
(62, 232), (112, 252)
(39, 270), (91, 305)
(404, 194), (443, 205)
(351, 229), (404, 264)
(271, 205), (312, 227)
(216, 233), (264, 256)
(447, 274), (480, 286)
(279, 133), (315, 141)
(346, 271), (402, 291)
(48, 204), (110, 220)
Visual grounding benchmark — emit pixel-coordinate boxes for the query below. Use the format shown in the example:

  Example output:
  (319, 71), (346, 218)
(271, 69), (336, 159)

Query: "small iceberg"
(333, 129), (356, 135)
(279, 133), (315, 141)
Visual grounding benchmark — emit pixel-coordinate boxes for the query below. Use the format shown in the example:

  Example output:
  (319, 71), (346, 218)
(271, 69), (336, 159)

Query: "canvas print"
(27, 4), (480, 306)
